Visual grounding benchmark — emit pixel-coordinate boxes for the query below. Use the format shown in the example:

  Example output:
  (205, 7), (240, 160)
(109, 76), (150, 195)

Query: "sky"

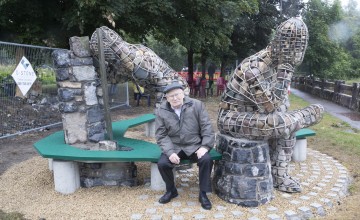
(330, 0), (360, 9)
(303, 0), (360, 9)
(340, 0), (360, 8)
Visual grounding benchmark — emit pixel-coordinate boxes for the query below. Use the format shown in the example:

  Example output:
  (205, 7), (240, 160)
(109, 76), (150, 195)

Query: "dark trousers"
(157, 150), (213, 193)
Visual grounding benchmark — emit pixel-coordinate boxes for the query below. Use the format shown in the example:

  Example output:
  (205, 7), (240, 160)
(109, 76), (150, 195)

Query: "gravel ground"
(0, 145), (350, 219)
(0, 96), (353, 219)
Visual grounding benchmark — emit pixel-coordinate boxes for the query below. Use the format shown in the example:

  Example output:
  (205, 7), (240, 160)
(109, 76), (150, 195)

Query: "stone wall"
(52, 36), (106, 145)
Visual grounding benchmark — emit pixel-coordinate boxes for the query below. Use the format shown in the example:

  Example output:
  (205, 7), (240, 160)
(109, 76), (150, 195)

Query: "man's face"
(166, 88), (184, 109)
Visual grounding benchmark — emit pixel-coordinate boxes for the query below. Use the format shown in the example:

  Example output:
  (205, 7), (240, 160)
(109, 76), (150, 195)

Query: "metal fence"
(0, 41), (129, 139)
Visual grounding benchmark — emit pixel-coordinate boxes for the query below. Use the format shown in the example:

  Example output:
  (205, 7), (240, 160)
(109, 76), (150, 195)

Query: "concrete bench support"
(150, 162), (166, 191)
(145, 120), (155, 137)
(150, 163), (176, 191)
(292, 138), (307, 162)
(53, 160), (80, 194)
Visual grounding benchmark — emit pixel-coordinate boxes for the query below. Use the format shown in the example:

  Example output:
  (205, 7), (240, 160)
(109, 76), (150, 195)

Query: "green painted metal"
(295, 128), (316, 139)
(33, 113), (222, 162)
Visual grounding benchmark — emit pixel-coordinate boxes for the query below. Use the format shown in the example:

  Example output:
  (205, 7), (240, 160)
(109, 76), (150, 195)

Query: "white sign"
(11, 56), (37, 96)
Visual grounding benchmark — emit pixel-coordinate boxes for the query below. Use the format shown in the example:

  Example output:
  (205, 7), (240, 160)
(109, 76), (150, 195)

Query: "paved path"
(130, 149), (349, 219)
(291, 88), (360, 130)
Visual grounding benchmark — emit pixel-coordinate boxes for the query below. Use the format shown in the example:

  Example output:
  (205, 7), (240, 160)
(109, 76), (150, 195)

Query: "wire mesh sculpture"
(217, 17), (324, 192)
(89, 18), (323, 193)
(89, 26), (189, 103)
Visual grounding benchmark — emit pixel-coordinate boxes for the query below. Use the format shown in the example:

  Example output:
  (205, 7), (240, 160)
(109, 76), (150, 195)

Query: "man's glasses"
(166, 92), (182, 100)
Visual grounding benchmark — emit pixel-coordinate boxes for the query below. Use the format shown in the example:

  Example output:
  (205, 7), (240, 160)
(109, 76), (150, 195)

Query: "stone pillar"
(52, 36), (138, 188)
(213, 133), (274, 207)
(52, 36), (106, 145)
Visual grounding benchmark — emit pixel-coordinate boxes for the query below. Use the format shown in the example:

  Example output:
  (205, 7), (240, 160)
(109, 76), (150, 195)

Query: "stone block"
(63, 112), (87, 144)
(243, 164), (267, 177)
(224, 162), (243, 175)
(98, 140), (117, 151)
(69, 36), (91, 57)
(87, 105), (104, 123)
(252, 145), (268, 163)
(52, 49), (71, 67)
(72, 66), (97, 81)
(232, 148), (252, 163)
(84, 81), (98, 106)
(71, 57), (93, 66)
(284, 210), (299, 220)
(298, 206), (314, 219)
(267, 214), (281, 220)
(310, 203), (326, 216)
(60, 102), (79, 113)
(56, 68), (70, 81)
(58, 81), (82, 89)
(88, 122), (106, 143)
(58, 88), (82, 102)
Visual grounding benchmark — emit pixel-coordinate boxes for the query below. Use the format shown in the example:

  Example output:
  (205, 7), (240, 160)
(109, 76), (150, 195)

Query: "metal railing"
(0, 41), (129, 139)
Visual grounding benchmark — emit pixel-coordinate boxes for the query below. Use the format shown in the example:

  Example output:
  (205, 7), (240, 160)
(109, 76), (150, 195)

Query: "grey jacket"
(155, 96), (215, 157)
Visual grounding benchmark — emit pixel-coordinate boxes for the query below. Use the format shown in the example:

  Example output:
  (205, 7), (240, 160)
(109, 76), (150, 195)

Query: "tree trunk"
(201, 53), (207, 79)
(187, 47), (194, 84)
(220, 60), (226, 78)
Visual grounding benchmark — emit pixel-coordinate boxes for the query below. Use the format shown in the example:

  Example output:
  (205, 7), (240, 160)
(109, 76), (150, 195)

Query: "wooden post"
(97, 28), (113, 140)
(14, 47), (27, 98)
(351, 83), (359, 111)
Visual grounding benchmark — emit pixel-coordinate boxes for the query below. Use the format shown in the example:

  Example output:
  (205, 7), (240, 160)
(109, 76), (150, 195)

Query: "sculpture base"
(79, 162), (137, 188)
(213, 133), (274, 207)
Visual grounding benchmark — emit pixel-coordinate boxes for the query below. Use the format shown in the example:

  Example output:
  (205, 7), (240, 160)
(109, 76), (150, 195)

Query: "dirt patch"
(0, 96), (61, 137)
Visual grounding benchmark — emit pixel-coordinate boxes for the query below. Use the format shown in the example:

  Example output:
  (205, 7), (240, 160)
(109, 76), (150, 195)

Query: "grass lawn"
(290, 94), (360, 219)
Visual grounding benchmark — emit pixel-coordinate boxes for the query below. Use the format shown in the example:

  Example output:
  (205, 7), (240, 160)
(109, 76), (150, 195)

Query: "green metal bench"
(33, 113), (222, 194)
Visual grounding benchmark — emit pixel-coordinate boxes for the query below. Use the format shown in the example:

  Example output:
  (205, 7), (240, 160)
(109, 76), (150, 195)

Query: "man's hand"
(196, 147), (208, 159)
(169, 153), (180, 164)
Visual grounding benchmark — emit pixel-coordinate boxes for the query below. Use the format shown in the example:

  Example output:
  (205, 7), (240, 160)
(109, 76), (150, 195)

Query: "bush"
(0, 65), (15, 81)
(35, 67), (56, 85)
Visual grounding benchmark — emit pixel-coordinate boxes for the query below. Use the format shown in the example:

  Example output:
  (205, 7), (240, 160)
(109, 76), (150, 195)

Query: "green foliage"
(145, 36), (187, 72)
(230, 0), (278, 61)
(301, 0), (360, 80)
(289, 94), (360, 155)
(345, 78), (360, 84)
(35, 67), (56, 85)
(0, 65), (15, 81)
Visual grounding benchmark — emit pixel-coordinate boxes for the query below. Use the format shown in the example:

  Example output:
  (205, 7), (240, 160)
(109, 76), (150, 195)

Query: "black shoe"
(158, 190), (178, 204)
(199, 192), (212, 210)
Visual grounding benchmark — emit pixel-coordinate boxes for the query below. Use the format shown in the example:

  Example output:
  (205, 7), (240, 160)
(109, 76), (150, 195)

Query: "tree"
(224, 0), (278, 76)
(280, 0), (305, 18)
(145, 35), (187, 72)
(149, 0), (258, 83)
(301, 0), (353, 79)
(0, 0), (174, 47)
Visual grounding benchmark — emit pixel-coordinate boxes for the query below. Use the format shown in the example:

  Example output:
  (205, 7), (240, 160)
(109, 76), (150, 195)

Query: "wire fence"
(0, 41), (129, 139)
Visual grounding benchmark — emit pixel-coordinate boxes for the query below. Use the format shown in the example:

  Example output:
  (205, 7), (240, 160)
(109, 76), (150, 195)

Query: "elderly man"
(155, 81), (215, 210)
